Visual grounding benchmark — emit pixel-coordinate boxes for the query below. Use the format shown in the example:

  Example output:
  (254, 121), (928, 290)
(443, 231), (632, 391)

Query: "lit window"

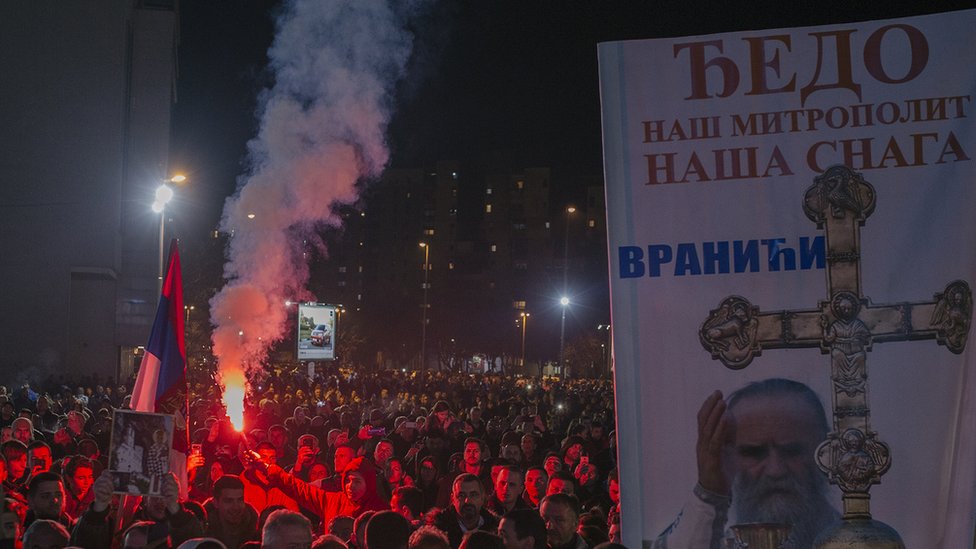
(338, 281), (346, 287)
(545, 222), (551, 229)
(589, 219), (596, 228)
(486, 204), (492, 213)
(486, 188), (493, 195)
(514, 300), (526, 309)
(358, 265), (363, 273)
(452, 172), (458, 179)
(338, 266), (346, 273)
(491, 244), (497, 252)
(424, 228), (435, 235)
(448, 262), (455, 270)
(516, 180), (524, 189)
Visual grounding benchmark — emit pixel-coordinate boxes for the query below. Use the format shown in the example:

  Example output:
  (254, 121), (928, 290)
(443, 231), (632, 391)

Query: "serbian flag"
(130, 239), (189, 496)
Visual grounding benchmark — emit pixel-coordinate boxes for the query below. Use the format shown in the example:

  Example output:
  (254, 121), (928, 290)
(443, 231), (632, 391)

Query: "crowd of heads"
(0, 368), (621, 549)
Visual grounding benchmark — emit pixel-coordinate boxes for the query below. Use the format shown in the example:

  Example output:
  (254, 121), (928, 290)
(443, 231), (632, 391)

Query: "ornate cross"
(699, 165), (972, 526)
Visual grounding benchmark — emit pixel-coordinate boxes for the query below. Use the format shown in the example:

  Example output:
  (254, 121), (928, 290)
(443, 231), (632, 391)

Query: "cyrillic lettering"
(648, 245), (673, 277)
(763, 238), (797, 271)
(645, 154), (677, 185)
(863, 24), (928, 84)
(674, 40), (740, 100)
(743, 35), (796, 95)
(936, 131), (970, 163)
(799, 236), (825, 270)
(618, 246), (645, 279)
(733, 240), (760, 273)
(702, 241), (731, 274)
(642, 120), (666, 143)
(674, 243), (702, 276)
(800, 29), (862, 106)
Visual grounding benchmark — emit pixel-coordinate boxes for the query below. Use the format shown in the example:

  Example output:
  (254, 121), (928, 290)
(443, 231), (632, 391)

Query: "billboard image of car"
(297, 303), (336, 361)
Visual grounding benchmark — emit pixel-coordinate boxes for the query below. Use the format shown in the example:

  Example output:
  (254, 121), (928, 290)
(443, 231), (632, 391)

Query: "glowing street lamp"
(520, 312), (530, 370)
(559, 296), (570, 376)
(151, 175), (184, 293)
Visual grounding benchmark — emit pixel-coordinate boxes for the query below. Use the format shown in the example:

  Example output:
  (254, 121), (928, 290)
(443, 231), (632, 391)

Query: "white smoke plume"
(210, 0), (418, 401)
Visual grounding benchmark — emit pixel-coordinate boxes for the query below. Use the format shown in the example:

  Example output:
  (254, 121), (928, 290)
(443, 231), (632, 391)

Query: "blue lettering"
(648, 245), (673, 277)
(702, 241), (730, 274)
(733, 240), (760, 273)
(674, 243), (702, 276)
(618, 246), (645, 278)
(800, 236), (825, 269)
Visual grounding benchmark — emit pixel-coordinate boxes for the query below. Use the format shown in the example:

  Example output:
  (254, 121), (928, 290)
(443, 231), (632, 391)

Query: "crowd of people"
(0, 368), (624, 549)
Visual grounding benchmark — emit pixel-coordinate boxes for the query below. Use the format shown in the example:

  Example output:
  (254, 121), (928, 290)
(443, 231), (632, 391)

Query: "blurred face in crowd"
(29, 479), (65, 519)
(0, 510), (19, 541)
(12, 418), (32, 443)
(609, 478), (620, 504)
(256, 446), (278, 468)
(501, 444), (522, 464)
(8, 452), (26, 479)
(309, 463), (329, 483)
(29, 445), (52, 473)
(563, 443), (582, 464)
(419, 459), (437, 484)
(269, 428), (288, 450)
(334, 446), (355, 474)
(520, 435), (536, 457)
(71, 465), (95, 496)
(67, 412), (85, 435)
(494, 469), (523, 507)
(544, 456), (561, 477)
(525, 469), (548, 502)
(215, 488), (246, 525)
(344, 471), (367, 503)
(385, 459), (404, 484)
(0, 428), (10, 444)
(547, 477), (574, 497)
(541, 499), (577, 547)
(452, 479), (484, 522)
(498, 517), (533, 549)
(0, 404), (12, 420)
(373, 441), (394, 466)
(435, 409), (450, 424)
(463, 442), (482, 466)
(143, 495), (168, 521)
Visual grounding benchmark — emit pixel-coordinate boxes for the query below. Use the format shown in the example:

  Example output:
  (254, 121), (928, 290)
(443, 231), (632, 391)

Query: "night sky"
(168, 0), (974, 252)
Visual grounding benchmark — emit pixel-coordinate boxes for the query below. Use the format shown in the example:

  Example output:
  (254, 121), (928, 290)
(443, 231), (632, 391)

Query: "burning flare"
(220, 368), (247, 431)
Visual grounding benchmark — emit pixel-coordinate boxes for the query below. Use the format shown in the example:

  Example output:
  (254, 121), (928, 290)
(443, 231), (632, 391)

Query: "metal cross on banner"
(699, 165), (973, 545)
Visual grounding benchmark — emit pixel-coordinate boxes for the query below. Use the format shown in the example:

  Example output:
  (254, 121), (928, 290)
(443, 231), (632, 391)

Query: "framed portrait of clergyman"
(108, 410), (175, 496)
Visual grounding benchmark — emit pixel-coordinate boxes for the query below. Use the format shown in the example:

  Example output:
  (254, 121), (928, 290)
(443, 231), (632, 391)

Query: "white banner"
(600, 10), (976, 549)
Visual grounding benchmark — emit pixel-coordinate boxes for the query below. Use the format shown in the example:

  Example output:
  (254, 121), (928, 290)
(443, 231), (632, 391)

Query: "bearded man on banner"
(656, 378), (839, 549)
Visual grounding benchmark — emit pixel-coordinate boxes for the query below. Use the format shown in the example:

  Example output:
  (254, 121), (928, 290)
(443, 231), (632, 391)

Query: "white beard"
(732, 468), (839, 549)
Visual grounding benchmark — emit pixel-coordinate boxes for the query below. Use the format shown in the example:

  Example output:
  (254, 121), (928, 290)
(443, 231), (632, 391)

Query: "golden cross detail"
(699, 165), (972, 519)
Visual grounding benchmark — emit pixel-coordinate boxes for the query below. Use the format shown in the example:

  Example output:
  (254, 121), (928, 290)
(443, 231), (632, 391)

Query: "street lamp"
(519, 312), (530, 370)
(184, 304), (195, 326)
(419, 242), (430, 373)
(559, 296), (570, 376)
(151, 175), (185, 294)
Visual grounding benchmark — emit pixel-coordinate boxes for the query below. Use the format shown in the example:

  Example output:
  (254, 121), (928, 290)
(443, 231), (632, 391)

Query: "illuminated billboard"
(297, 302), (336, 361)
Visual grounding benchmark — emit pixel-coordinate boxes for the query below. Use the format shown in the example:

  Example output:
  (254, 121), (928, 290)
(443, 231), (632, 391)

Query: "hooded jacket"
(269, 456), (387, 525)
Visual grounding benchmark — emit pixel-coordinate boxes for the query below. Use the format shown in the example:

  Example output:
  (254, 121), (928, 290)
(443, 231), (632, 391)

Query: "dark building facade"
(0, 1), (180, 382)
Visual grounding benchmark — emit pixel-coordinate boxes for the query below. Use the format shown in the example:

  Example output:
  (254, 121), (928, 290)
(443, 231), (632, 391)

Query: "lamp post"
(151, 175), (185, 294)
(519, 312), (530, 371)
(419, 242), (430, 373)
(559, 296), (570, 376)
